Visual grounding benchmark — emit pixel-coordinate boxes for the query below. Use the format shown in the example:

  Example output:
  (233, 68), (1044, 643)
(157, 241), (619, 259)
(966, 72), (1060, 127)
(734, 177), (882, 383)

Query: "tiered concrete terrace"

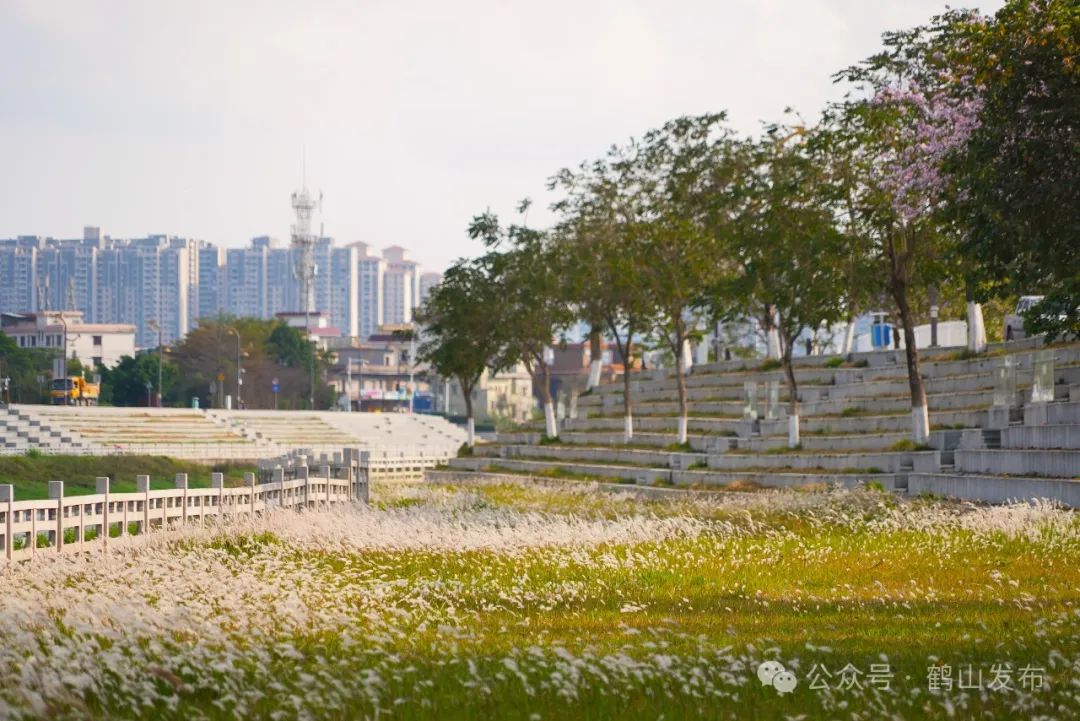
(446, 341), (1080, 506)
(0, 406), (466, 462)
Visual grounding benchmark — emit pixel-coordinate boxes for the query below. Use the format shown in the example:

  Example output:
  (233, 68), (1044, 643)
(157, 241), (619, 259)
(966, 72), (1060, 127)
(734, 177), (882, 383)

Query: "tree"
(949, 0), (1080, 340)
(170, 318), (333, 410)
(415, 254), (506, 447)
(550, 149), (658, 442)
(100, 353), (179, 407)
(832, 12), (982, 442)
(727, 125), (849, 446)
(632, 114), (741, 444)
(468, 210), (575, 440)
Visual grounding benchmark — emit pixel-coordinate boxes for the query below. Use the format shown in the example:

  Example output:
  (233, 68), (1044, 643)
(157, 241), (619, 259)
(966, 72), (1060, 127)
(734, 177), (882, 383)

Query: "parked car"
(1004, 295), (1045, 341)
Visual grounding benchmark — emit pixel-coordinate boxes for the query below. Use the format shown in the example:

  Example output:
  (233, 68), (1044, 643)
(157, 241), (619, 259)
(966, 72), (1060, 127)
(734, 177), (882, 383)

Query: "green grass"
(7, 479), (1080, 720)
(0, 455), (255, 499)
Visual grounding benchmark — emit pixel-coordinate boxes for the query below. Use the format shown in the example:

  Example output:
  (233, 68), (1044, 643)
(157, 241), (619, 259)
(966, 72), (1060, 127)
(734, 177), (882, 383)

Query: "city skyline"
(0, 227), (442, 350)
(0, 1), (1004, 271)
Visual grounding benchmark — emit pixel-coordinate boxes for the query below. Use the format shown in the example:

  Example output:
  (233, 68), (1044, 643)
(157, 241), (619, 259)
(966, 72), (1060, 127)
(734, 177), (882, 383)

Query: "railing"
(0, 448), (370, 564)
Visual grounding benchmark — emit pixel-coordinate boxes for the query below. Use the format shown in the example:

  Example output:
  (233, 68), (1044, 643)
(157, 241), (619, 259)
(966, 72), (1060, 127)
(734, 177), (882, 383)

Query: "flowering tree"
(833, 9), (986, 442)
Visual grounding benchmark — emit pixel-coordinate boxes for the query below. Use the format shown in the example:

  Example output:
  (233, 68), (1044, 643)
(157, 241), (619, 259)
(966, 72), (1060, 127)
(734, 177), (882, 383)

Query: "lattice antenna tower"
(290, 152), (322, 314)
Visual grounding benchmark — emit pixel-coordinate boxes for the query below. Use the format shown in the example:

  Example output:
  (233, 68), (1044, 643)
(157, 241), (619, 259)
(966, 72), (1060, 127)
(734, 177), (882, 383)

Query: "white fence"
(0, 449), (372, 564)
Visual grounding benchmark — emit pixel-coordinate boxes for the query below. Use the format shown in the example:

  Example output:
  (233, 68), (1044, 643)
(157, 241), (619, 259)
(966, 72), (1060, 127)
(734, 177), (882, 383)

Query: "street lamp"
(147, 319), (163, 407)
(226, 327), (243, 410)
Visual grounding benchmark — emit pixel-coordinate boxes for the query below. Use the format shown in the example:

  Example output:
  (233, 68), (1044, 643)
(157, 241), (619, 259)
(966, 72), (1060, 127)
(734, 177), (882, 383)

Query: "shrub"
(825, 356), (845, 368)
(36, 533), (50, 549)
(758, 359), (783, 372)
(538, 436), (563, 446)
(127, 522), (140, 536)
(889, 439), (934, 451)
(63, 528), (77, 545)
(457, 443), (474, 458)
(83, 527), (98, 542)
(12, 535), (26, 551)
(24, 448), (42, 459)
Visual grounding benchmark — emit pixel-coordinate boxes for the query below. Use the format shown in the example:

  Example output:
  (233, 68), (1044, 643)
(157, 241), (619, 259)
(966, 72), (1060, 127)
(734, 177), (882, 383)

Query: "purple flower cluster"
(871, 79), (983, 223)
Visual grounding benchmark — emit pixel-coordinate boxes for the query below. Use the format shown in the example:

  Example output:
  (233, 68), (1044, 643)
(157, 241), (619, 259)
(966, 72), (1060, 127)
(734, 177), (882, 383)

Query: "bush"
(758, 359), (783, 372)
(12, 535), (26, 551)
(825, 357), (845, 368)
(457, 443), (474, 457)
(63, 528), (77, 545)
(36, 533), (50, 549)
(24, 448), (42, 459)
(538, 436), (562, 445)
(889, 439), (934, 452)
(83, 527), (98, 542)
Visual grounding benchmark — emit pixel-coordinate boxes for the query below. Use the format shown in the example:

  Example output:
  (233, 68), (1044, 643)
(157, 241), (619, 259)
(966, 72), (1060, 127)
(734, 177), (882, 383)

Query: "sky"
(0, 0), (1004, 273)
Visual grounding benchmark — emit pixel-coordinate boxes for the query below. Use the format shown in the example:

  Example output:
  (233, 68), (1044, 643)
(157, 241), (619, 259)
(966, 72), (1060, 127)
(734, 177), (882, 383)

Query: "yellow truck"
(50, 376), (100, 405)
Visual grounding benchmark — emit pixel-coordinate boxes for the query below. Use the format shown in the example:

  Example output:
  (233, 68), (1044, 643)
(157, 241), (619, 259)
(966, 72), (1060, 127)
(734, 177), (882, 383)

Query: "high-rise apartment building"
(351, 242), (385, 341)
(0, 230), (440, 354)
(382, 245), (417, 325)
(418, 271), (442, 307)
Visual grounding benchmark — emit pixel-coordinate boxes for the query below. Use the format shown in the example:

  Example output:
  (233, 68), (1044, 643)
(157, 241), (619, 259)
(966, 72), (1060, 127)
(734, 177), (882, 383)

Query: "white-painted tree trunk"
(586, 359), (602, 390)
(766, 328), (782, 359)
(842, 319), (856, 354)
(544, 402), (558, 439)
(787, 414), (800, 448)
(466, 417), (475, 447)
(966, 302), (987, 353)
(911, 405), (930, 444)
(682, 339), (694, 373)
(624, 414), (633, 443)
(677, 415), (688, 445)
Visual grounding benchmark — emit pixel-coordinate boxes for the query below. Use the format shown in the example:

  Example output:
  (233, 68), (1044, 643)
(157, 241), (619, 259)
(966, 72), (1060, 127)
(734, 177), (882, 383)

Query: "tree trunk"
(538, 362), (558, 439)
(673, 320), (689, 445)
(780, 330), (800, 448)
(608, 317), (635, 443)
(842, 315), (856, 354)
(894, 285), (929, 443)
(461, 381), (476, 448)
(587, 326), (603, 390)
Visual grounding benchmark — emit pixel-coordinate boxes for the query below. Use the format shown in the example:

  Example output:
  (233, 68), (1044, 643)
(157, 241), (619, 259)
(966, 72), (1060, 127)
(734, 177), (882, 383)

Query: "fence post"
(359, 451), (371, 504)
(48, 481), (64, 553)
(211, 472), (224, 519)
(244, 472), (255, 516)
(96, 477), (110, 551)
(1, 484), (12, 561)
(137, 474), (150, 535)
(342, 449), (354, 503)
(296, 463), (310, 509)
(175, 473), (188, 525)
(272, 467), (285, 508)
(319, 465), (331, 509)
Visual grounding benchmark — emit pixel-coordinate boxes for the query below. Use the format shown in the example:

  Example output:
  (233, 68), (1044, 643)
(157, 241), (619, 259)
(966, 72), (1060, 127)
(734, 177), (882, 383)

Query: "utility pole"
(57, 312), (69, 405)
(408, 336), (416, 414)
(148, 320), (163, 407)
(227, 327), (243, 410)
(346, 357), (353, 412)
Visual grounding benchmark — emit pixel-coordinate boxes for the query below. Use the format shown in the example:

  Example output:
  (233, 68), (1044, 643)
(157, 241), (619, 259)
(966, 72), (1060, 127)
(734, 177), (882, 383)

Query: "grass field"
(0, 454), (257, 499)
(1, 478), (1078, 719)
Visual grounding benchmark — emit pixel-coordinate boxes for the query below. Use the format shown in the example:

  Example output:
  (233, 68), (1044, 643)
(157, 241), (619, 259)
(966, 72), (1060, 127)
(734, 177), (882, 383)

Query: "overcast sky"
(1, 0), (1004, 272)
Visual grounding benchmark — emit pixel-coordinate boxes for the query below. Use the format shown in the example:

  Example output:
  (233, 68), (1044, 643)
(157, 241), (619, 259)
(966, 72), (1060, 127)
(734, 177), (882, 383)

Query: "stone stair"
(444, 341), (1080, 505)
